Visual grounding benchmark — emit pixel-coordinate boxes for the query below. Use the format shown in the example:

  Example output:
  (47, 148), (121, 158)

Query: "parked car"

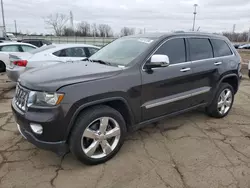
(18, 39), (52, 47)
(0, 42), (37, 72)
(238, 43), (250, 49)
(12, 32), (241, 165)
(6, 44), (100, 81)
(233, 43), (241, 49)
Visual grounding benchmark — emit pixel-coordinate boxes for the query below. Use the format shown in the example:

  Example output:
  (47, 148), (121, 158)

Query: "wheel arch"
(219, 73), (239, 94)
(0, 60), (6, 72)
(65, 97), (135, 141)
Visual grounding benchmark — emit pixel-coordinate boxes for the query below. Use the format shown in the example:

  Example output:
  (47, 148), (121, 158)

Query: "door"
(141, 38), (194, 121)
(187, 38), (217, 106)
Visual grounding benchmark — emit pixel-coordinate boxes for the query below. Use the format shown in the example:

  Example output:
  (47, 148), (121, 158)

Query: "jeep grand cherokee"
(12, 32), (241, 165)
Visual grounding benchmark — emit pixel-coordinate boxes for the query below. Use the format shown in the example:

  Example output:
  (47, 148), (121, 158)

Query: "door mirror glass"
(145, 54), (170, 69)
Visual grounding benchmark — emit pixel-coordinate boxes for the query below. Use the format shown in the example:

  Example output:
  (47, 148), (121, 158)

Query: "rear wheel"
(248, 70), (250, 78)
(69, 105), (126, 165)
(206, 83), (234, 118)
(0, 61), (6, 72)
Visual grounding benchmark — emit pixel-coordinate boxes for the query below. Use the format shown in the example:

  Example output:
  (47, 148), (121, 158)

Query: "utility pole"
(247, 28), (250, 42)
(1, 0), (6, 33)
(192, 4), (198, 31)
(14, 20), (17, 35)
(70, 11), (74, 29)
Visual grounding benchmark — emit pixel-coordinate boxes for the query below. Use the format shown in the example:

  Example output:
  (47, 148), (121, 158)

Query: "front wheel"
(206, 83), (234, 118)
(69, 105), (126, 165)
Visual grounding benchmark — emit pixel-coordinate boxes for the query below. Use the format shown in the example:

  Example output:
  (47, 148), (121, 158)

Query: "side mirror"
(145, 54), (170, 69)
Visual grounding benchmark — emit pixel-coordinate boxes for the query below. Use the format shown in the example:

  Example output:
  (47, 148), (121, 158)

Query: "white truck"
(0, 28), (17, 41)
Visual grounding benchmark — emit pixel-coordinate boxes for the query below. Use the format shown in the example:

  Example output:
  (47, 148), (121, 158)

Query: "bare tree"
(45, 13), (69, 36)
(138, 29), (143, 34)
(91, 23), (99, 37)
(120, 27), (135, 36)
(222, 32), (248, 42)
(98, 24), (113, 37)
(77, 21), (91, 36)
(63, 27), (75, 36)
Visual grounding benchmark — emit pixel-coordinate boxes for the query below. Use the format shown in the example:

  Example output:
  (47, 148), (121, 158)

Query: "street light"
(192, 4), (198, 31)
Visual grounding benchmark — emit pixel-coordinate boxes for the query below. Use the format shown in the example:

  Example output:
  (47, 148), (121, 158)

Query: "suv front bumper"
(12, 99), (69, 155)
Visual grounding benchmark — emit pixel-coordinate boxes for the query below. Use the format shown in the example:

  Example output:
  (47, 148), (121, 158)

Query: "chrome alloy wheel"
(217, 88), (232, 115)
(81, 117), (121, 159)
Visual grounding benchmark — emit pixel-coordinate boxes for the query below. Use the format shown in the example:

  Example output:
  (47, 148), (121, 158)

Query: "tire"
(248, 70), (250, 78)
(206, 83), (234, 118)
(69, 105), (127, 165)
(0, 61), (6, 72)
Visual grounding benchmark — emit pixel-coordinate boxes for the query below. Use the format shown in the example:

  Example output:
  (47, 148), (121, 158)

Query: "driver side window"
(155, 38), (186, 64)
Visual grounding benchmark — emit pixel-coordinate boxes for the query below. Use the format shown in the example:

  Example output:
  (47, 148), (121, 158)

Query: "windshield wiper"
(90, 59), (111, 65)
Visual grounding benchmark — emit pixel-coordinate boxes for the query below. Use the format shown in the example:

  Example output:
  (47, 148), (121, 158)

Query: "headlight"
(27, 91), (64, 107)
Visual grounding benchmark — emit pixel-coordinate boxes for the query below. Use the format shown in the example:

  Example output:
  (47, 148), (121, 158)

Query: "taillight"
(13, 60), (28, 67)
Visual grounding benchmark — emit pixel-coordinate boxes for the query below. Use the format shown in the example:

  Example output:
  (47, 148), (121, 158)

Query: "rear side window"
(188, 38), (213, 61)
(155, 38), (186, 64)
(211, 39), (232, 57)
(21, 45), (36, 52)
(0, 45), (20, 52)
(53, 47), (86, 57)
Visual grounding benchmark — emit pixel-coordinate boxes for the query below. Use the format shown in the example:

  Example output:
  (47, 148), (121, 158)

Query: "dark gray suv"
(12, 32), (241, 165)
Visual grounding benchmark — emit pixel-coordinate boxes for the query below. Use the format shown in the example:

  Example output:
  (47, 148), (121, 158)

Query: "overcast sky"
(2, 0), (250, 34)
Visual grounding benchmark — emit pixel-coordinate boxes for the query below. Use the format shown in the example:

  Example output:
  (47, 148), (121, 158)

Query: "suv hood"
(19, 61), (123, 91)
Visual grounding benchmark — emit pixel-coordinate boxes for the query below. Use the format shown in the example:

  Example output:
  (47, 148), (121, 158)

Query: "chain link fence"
(17, 35), (118, 47)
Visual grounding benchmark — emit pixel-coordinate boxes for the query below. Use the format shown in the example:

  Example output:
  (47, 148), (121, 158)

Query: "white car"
(238, 44), (250, 49)
(6, 44), (100, 82)
(0, 42), (37, 72)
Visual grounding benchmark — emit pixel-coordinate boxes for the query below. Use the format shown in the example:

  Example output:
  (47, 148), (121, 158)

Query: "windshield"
(89, 37), (155, 66)
(30, 44), (55, 54)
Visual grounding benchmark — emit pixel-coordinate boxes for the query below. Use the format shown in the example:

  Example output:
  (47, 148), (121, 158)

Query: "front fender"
(63, 96), (135, 140)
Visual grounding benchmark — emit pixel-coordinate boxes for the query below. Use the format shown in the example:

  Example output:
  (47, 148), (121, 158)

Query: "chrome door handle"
(214, 62), (222, 66)
(180, 68), (191, 72)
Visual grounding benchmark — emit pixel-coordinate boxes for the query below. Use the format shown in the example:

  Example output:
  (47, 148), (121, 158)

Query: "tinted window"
(53, 47), (86, 57)
(154, 38), (186, 64)
(29, 41), (42, 47)
(211, 39), (232, 57)
(0, 45), (20, 52)
(188, 38), (213, 61)
(21, 45), (36, 52)
(88, 47), (99, 56)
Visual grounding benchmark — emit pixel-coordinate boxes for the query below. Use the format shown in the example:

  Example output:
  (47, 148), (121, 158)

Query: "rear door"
(187, 37), (217, 106)
(141, 37), (194, 121)
(210, 38), (234, 72)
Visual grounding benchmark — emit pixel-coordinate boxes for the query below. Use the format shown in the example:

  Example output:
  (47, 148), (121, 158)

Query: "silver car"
(6, 43), (100, 82)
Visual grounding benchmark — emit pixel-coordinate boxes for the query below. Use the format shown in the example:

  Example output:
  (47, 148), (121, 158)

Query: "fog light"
(30, 123), (43, 134)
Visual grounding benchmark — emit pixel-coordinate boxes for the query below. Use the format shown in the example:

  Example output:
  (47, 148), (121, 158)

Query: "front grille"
(14, 83), (29, 111)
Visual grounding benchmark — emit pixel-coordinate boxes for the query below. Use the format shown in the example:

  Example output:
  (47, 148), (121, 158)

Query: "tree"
(98, 24), (113, 37)
(91, 23), (99, 37)
(77, 21), (91, 36)
(120, 27), (135, 36)
(45, 13), (69, 36)
(63, 27), (75, 36)
(138, 29), (143, 34)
